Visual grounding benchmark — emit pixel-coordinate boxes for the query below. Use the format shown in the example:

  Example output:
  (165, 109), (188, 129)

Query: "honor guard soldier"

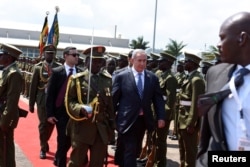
(155, 52), (178, 167)
(65, 46), (115, 167)
(29, 44), (61, 159)
(201, 61), (214, 77)
(0, 43), (23, 167)
(147, 52), (160, 73)
(178, 52), (205, 167)
(169, 60), (186, 140)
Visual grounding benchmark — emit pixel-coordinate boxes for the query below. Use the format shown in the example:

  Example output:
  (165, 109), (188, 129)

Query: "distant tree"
(208, 45), (219, 54)
(129, 36), (150, 49)
(165, 38), (187, 57)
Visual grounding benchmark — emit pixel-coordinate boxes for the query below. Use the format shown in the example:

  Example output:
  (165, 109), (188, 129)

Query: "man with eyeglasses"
(29, 44), (62, 159)
(0, 43), (23, 167)
(46, 46), (80, 167)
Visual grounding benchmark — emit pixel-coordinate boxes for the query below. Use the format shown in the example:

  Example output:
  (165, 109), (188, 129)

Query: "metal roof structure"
(0, 27), (132, 56)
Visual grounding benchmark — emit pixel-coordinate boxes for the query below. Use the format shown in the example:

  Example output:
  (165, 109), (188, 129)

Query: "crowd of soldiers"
(15, 47), (219, 167)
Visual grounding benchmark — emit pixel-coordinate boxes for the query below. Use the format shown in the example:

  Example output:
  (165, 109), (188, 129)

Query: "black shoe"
(171, 135), (178, 140)
(40, 151), (46, 159)
(53, 158), (58, 166)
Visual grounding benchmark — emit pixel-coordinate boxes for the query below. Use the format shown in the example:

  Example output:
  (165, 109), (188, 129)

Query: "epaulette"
(100, 69), (112, 78)
(71, 70), (88, 79)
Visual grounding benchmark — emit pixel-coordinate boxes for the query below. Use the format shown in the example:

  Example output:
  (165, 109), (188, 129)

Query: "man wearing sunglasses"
(46, 46), (80, 167)
(0, 43), (23, 167)
(29, 44), (62, 159)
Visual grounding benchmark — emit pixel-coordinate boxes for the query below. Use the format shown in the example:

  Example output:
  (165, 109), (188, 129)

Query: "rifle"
(145, 130), (157, 167)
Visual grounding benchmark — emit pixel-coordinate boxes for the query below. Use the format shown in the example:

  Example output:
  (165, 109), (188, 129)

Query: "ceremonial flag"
(38, 15), (49, 55)
(48, 12), (59, 48)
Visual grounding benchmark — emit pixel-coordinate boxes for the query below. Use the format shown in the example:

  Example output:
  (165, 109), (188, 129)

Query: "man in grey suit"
(197, 12), (250, 166)
(112, 49), (165, 167)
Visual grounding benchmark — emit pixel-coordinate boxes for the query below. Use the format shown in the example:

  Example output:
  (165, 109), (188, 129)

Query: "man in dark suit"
(197, 12), (250, 167)
(112, 49), (166, 167)
(46, 46), (80, 167)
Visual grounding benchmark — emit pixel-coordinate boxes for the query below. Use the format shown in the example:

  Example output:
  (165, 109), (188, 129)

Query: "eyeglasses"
(68, 53), (80, 57)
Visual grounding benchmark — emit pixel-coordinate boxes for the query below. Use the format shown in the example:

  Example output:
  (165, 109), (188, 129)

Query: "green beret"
(0, 43), (22, 59)
(83, 46), (106, 59)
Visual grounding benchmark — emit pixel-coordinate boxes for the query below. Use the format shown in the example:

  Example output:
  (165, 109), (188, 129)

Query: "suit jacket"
(46, 65), (80, 118)
(196, 63), (235, 167)
(112, 68), (165, 134)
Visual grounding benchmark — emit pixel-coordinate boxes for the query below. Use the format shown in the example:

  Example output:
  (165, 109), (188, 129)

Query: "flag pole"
(87, 27), (94, 104)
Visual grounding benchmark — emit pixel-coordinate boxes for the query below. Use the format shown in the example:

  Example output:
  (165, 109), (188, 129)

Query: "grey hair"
(131, 49), (146, 59)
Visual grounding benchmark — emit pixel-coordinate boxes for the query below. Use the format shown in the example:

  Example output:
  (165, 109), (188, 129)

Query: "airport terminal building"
(0, 26), (131, 58)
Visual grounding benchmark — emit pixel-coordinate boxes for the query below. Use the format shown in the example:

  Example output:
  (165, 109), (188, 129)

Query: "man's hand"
(29, 106), (34, 113)
(47, 117), (58, 124)
(81, 109), (92, 118)
(158, 119), (165, 128)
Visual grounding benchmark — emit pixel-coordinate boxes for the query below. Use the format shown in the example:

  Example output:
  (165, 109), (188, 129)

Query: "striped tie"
(137, 73), (143, 98)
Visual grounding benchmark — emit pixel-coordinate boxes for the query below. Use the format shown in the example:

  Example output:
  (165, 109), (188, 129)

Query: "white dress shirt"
(222, 64), (250, 150)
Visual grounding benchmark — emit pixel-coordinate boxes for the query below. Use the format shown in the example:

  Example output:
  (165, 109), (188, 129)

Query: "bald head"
(218, 12), (250, 66)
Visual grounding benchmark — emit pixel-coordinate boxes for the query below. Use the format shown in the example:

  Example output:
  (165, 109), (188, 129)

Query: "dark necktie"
(55, 68), (73, 107)
(198, 67), (250, 116)
(137, 73), (143, 99)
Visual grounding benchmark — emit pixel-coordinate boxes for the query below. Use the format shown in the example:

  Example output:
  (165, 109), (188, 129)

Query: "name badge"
(238, 138), (250, 151)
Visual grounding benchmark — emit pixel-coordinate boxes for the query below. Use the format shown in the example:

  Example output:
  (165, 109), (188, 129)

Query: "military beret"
(184, 52), (202, 65)
(201, 61), (214, 67)
(83, 46), (106, 59)
(43, 44), (56, 53)
(158, 52), (176, 62)
(148, 52), (160, 61)
(0, 43), (22, 59)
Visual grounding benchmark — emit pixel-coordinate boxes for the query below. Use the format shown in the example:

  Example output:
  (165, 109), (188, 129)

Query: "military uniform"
(66, 46), (115, 167)
(29, 45), (61, 158)
(0, 43), (23, 167)
(155, 52), (177, 167)
(178, 52), (205, 167)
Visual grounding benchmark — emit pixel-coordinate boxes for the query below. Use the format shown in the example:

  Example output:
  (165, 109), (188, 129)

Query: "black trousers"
(55, 115), (71, 167)
(115, 116), (146, 167)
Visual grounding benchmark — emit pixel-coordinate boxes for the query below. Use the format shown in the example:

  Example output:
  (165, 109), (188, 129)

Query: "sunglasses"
(68, 53), (80, 57)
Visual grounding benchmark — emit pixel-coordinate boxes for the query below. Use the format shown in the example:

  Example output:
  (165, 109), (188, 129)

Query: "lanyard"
(229, 74), (247, 137)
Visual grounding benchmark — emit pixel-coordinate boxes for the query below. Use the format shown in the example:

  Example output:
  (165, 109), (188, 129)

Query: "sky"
(1, 0), (250, 52)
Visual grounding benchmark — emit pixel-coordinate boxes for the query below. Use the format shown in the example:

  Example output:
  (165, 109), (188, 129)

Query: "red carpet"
(15, 97), (116, 167)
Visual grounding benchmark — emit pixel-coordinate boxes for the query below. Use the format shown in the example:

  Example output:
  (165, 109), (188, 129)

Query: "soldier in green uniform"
(169, 60), (186, 140)
(29, 44), (61, 159)
(0, 43), (23, 167)
(178, 52), (205, 167)
(147, 52), (160, 73)
(65, 46), (115, 167)
(155, 52), (178, 167)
